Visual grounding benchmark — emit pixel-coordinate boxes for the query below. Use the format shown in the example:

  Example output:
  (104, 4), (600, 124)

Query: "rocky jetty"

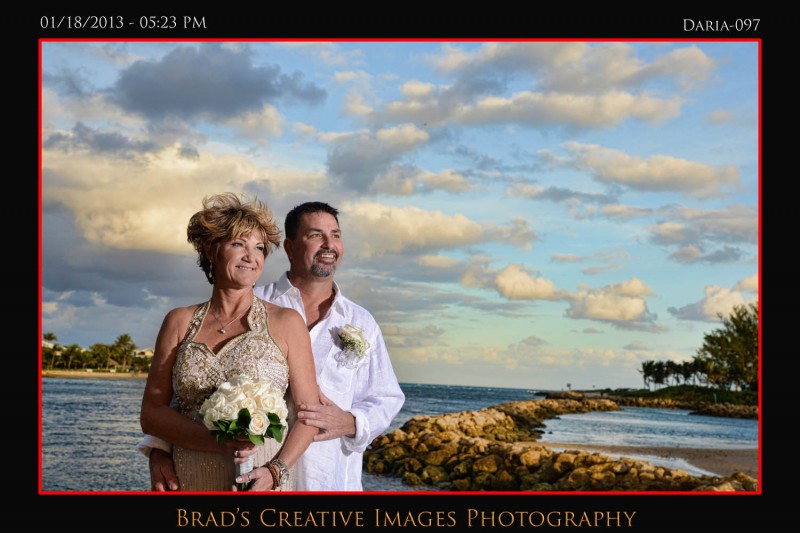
(364, 398), (758, 492)
(605, 395), (758, 419)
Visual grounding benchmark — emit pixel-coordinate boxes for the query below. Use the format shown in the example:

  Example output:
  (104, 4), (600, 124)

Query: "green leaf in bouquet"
(267, 412), (281, 424)
(237, 408), (252, 426)
(249, 433), (265, 446)
(268, 423), (285, 443)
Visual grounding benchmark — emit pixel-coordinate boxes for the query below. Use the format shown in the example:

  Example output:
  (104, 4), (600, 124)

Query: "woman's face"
(211, 233), (266, 288)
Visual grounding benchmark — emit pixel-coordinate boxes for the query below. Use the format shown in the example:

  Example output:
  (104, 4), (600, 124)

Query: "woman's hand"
(221, 438), (257, 464)
(232, 466), (275, 491)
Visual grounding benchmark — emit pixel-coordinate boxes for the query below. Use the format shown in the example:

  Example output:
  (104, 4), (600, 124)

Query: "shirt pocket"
(318, 345), (357, 403)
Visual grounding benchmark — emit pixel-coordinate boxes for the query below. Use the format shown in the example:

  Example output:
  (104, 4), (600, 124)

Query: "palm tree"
(652, 360), (667, 390)
(113, 334), (136, 372)
(679, 360), (696, 385)
(665, 360), (680, 386)
(62, 344), (84, 370)
(89, 343), (112, 370)
(43, 332), (60, 370)
(638, 360), (655, 390)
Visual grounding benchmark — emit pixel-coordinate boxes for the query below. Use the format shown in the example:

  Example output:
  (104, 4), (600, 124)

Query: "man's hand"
(296, 388), (356, 441)
(149, 448), (180, 491)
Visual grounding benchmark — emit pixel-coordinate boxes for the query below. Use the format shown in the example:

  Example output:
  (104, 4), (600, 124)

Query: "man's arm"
(296, 322), (404, 451)
(136, 433), (172, 457)
(137, 394), (179, 490)
(342, 327), (404, 452)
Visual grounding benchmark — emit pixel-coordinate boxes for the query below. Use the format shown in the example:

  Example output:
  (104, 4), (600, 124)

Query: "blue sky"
(40, 40), (759, 390)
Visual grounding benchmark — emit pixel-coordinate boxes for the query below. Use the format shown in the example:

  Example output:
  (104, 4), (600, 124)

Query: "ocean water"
(40, 378), (757, 492)
(534, 406), (758, 477)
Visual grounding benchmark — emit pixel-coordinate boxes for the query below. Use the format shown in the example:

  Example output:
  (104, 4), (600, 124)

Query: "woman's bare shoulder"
(161, 303), (204, 330)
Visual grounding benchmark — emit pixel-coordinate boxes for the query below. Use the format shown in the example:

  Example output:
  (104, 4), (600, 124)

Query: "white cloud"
(370, 167), (475, 196)
(224, 105), (284, 140)
(672, 205), (756, 243)
(374, 42), (718, 130)
(418, 255), (461, 268)
(600, 203), (653, 219)
(552, 253), (583, 263)
(343, 91), (373, 116)
(428, 42), (715, 93)
(418, 169), (475, 192)
(42, 149), (282, 254)
(734, 274), (759, 293)
(375, 124), (429, 147)
(649, 204), (757, 263)
(455, 91), (681, 129)
(566, 278), (658, 327)
(401, 80), (437, 98)
(342, 202), (488, 258)
(563, 141), (740, 197)
(341, 202), (535, 258)
(382, 324), (445, 349)
(507, 184), (545, 198)
(334, 70), (371, 83)
(669, 275), (759, 322)
(649, 222), (693, 245)
(293, 122), (317, 137)
(317, 129), (365, 143)
(494, 264), (558, 300)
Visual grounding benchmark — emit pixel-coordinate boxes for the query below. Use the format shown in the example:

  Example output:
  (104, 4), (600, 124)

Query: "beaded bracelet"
(265, 462), (281, 488)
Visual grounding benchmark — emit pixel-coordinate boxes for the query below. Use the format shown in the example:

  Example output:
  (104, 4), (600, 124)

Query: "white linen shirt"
(137, 272), (405, 491)
(254, 273), (404, 491)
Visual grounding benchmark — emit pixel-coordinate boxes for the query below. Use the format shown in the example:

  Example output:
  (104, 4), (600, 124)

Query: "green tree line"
(41, 332), (150, 373)
(638, 303), (758, 392)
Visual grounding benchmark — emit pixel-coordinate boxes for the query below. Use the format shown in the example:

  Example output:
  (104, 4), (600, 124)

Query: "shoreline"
(42, 370), (147, 379)
(538, 441), (758, 479)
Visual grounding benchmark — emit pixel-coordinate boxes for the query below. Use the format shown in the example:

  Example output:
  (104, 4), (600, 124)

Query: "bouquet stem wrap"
(237, 456), (255, 479)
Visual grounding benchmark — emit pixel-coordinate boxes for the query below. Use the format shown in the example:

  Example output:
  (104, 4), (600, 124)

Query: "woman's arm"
(140, 307), (252, 457)
(241, 306), (319, 490)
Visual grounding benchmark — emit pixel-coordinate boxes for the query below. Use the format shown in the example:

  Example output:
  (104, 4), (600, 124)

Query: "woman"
(140, 193), (319, 491)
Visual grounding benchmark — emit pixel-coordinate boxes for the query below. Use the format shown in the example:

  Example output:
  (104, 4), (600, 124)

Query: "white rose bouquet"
(198, 374), (287, 489)
(334, 324), (370, 369)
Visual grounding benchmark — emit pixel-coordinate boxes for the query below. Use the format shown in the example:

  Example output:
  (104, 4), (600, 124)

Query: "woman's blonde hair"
(187, 192), (281, 284)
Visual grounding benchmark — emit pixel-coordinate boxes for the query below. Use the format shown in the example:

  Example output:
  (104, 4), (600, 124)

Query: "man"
(140, 201), (405, 491)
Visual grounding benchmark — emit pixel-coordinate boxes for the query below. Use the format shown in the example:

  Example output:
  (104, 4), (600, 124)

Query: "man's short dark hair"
(284, 202), (340, 239)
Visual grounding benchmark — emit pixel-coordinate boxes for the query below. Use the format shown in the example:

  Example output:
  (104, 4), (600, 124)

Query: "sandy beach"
(541, 441), (758, 479)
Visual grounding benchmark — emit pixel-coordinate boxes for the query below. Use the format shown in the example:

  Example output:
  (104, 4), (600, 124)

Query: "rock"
(519, 449), (543, 467)
(363, 396), (757, 492)
(421, 465), (448, 484)
(492, 470), (518, 490)
(473, 454), (502, 473)
(402, 472), (422, 486)
(451, 478), (471, 491)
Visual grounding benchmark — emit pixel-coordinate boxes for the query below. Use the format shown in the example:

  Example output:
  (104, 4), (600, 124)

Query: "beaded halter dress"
(171, 297), (296, 491)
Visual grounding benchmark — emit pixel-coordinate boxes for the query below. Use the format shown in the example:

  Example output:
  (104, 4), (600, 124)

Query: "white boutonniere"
(334, 324), (370, 368)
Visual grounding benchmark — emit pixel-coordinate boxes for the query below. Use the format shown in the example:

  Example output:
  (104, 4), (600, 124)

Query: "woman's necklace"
(210, 301), (251, 334)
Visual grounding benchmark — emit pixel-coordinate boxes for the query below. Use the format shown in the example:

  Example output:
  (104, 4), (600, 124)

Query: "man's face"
(286, 211), (343, 278)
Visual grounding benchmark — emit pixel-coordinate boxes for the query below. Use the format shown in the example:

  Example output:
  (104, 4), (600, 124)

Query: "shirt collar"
(277, 271), (343, 308)
(275, 271), (294, 297)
